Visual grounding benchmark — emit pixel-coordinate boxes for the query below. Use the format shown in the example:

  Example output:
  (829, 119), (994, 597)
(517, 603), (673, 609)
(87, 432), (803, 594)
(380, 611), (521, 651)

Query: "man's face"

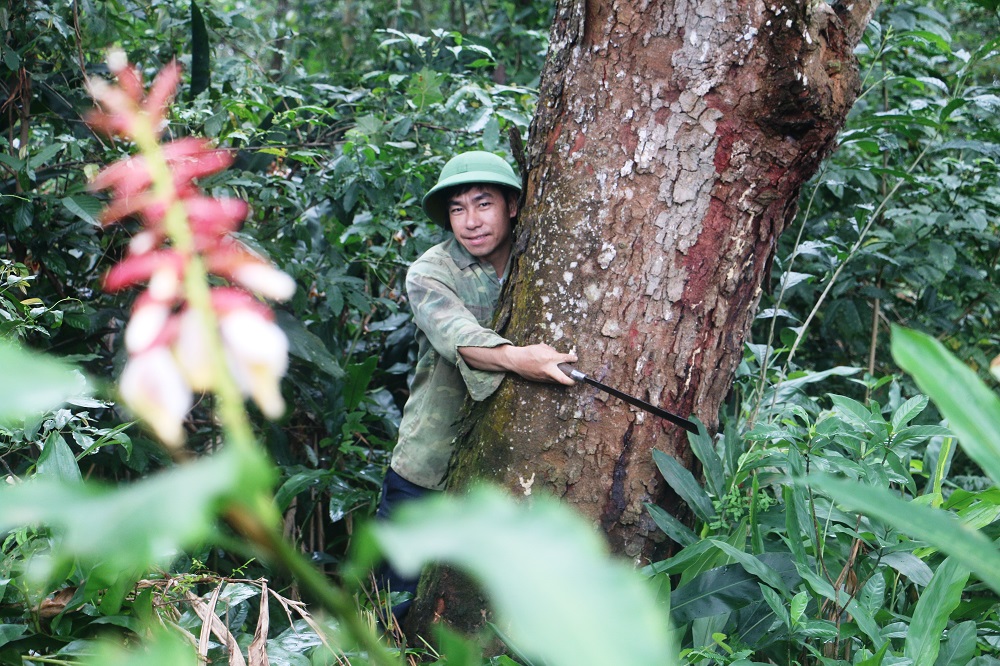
(447, 185), (517, 271)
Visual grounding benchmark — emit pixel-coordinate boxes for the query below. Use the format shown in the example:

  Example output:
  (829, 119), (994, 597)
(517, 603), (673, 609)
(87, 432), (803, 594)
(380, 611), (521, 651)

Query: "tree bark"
(408, 0), (877, 639)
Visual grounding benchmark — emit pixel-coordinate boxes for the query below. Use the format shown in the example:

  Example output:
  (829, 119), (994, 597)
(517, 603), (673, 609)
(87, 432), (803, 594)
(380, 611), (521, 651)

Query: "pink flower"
(86, 56), (180, 139)
(219, 307), (289, 419)
(119, 347), (192, 448)
(89, 138), (233, 200)
(205, 239), (297, 302)
(103, 251), (185, 294)
(87, 54), (297, 446)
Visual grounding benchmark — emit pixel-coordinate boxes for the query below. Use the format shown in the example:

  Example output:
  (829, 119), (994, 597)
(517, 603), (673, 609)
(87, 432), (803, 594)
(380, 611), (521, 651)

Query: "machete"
(558, 363), (698, 434)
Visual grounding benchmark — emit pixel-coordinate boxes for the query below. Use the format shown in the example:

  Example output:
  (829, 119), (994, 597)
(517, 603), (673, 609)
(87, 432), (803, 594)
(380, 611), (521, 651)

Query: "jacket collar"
(445, 236), (510, 280)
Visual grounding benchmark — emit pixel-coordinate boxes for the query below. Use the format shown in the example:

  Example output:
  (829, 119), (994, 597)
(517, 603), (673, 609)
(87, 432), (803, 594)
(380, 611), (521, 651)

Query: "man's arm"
(459, 343), (577, 386)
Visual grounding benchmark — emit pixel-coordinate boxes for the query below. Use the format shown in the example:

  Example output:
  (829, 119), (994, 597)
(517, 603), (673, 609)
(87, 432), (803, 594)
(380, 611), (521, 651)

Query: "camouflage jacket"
(389, 237), (511, 490)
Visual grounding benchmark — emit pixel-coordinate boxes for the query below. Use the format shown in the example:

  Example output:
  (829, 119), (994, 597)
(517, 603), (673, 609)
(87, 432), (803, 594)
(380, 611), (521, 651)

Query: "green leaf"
(789, 590), (809, 625)
(1, 43), (20, 70)
(645, 502), (698, 547)
(891, 326), (1000, 487)
(482, 116), (501, 151)
(274, 469), (327, 512)
(0, 151), (24, 171)
(934, 620), (976, 666)
(880, 551), (933, 587)
(80, 625), (198, 666)
(37, 432), (83, 484)
(892, 425), (952, 447)
(652, 449), (716, 523)
(688, 420), (724, 499)
(0, 341), (91, 423)
(782, 485), (809, 566)
(434, 625), (484, 666)
(706, 539), (790, 595)
(757, 583), (790, 629)
(0, 625), (26, 650)
(830, 394), (879, 431)
(807, 475), (1000, 595)
(61, 195), (103, 226)
(277, 311), (345, 379)
(27, 142), (62, 169)
(370, 485), (675, 666)
(796, 566), (884, 647)
(344, 356), (378, 411)
(903, 558), (969, 666)
(856, 643), (889, 666)
(189, 0), (210, 99)
(891, 395), (929, 431)
(0, 449), (251, 576)
(406, 68), (444, 108)
(670, 552), (799, 623)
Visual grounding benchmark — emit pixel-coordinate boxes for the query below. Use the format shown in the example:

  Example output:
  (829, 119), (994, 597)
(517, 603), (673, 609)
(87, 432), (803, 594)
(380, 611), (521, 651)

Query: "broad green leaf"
(0, 341), (91, 423)
(892, 425), (952, 447)
(808, 475), (1000, 595)
(646, 502), (698, 547)
(370, 485), (676, 666)
(687, 420), (724, 499)
(891, 326), (1000, 487)
(782, 485), (810, 566)
(344, 356), (378, 411)
(0, 43), (19, 71)
(652, 449), (716, 523)
(856, 643), (890, 666)
(60, 195), (103, 226)
(435, 625), (484, 666)
(677, 522), (749, 586)
(0, 449), (252, 577)
(670, 552), (799, 623)
(706, 540), (791, 595)
(790, 590), (809, 625)
(758, 366), (860, 405)
(27, 142), (62, 169)
(37, 432), (83, 484)
(275, 469), (327, 512)
(0, 625), (26, 649)
(933, 620), (976, 666)
(757, 584), (789, 628)
(903, 558), (969, 666)
(797, 566), (883, 647)
(407, 68), (444, 108)
(890, 395), (929, 431)
(830, 394), (879, 431)
(277, 311), (345, 379)
(859, 573), (885, 618)
(80, 625), (198, 666)
(643, 539), (715, 577)
(879, 551), (933, 587)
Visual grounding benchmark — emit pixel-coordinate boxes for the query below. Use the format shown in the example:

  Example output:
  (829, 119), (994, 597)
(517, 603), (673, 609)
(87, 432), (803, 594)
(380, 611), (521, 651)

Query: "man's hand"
(458, 343), (578, 386)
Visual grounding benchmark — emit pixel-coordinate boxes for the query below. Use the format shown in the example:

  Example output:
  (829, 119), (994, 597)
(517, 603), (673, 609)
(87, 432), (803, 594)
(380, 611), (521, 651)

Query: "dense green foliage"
(2, 0), (1000, 663)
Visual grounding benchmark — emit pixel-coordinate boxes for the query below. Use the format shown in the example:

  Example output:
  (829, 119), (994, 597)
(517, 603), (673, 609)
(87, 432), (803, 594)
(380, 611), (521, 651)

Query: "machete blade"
(558, 363), (698, 434)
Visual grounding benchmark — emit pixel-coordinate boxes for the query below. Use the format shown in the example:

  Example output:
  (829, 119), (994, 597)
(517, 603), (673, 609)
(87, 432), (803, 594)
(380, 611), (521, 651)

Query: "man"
(376, 150), (577, 617)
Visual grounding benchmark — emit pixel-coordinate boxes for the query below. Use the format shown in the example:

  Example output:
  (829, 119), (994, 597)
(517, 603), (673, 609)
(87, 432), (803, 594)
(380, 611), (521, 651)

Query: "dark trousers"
(375, 468), (436, 619)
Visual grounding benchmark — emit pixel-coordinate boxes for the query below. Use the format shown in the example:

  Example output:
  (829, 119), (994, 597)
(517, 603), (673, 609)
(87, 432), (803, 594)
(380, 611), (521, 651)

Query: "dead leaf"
(248, 581), (270, 666)
(185, 588), (248, 666)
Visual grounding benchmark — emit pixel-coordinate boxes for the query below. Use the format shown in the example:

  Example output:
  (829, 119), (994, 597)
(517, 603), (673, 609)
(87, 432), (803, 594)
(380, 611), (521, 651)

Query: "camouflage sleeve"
(406, 269), (510, 401)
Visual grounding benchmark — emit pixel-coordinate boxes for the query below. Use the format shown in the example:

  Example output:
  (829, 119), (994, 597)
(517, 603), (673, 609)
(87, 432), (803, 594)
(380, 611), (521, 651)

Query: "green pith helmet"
(421, 151), (521, 227)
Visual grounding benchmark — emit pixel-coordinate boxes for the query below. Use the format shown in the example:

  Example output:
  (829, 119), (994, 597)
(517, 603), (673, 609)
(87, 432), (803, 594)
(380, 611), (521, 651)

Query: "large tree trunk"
(408, 0), (877, 638)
